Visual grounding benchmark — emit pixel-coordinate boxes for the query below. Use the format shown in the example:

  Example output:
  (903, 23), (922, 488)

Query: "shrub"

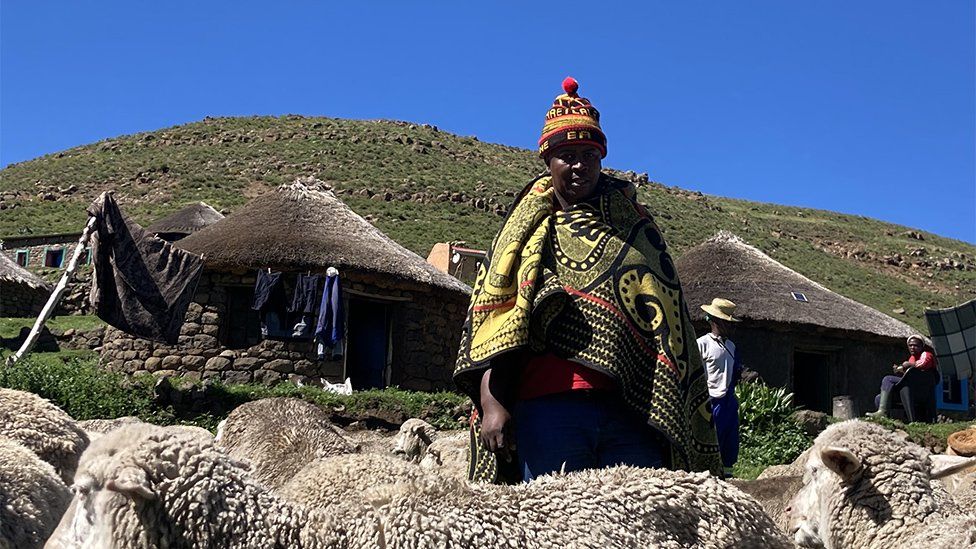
(735, 381), (812, 468)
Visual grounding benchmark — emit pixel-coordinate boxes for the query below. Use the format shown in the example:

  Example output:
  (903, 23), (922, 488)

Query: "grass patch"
(0, 351), (468, 431)
(0, 315), (106, 339)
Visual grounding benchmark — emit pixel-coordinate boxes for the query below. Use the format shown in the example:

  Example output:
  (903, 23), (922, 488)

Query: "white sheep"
(47, 423), (792, 548)
(214, 397), (358, 489)
(0, 388), (89, 483)
(419, 432), (469, 480)
(77, 417), (144, 441)
(278, 452), (433, 508)
(44, 423), (344, 549)
(0, 435), (72, 549)
(788, 419), (976, 548)
(391, 417), (438, 461)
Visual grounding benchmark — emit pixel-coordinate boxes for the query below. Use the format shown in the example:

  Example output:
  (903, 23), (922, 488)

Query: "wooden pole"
(5, 215), (98, 367)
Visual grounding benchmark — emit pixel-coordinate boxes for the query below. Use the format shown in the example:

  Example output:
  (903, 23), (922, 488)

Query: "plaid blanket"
(454, 173), (721, 482)
(925, 298), (976, 380)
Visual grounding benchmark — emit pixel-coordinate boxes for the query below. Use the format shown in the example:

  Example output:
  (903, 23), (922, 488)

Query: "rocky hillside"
(1, 115), (973, 330)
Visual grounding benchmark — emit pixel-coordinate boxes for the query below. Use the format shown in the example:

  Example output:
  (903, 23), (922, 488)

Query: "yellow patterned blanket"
(454, 173), (721, 481)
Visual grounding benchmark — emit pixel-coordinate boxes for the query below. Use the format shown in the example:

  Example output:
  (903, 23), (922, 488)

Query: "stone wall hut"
(99, 178), (471, 391)
(0, 250), (51, 317)
(676, 231), (916, 414)
(147, 202), (224, 242)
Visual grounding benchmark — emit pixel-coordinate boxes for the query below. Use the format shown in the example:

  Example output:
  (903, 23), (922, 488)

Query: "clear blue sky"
(2, 1), (974, 242)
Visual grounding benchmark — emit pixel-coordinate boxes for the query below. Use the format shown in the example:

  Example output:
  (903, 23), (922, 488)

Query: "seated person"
(868, 334), (938, 418)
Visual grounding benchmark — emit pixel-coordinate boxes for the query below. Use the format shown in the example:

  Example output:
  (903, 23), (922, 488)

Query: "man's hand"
(480, 402), (514, 457)
(479, 366), (516, 460)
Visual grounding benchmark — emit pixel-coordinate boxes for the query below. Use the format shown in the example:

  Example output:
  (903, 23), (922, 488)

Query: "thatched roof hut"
(676, 231), (917, 414)
(101, 177), (470, 392)
(0, 252), (50, 317)
(178, 178), (469, 295)
(678, 231), (914, 339)
(148, 202), (224, 241)
(0, 252), (49, 290)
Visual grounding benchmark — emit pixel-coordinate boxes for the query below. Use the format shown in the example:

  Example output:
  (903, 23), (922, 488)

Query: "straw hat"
(701, 298), (741, 322)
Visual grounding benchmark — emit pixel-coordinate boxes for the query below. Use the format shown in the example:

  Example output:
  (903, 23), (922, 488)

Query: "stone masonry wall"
(0, 281), (49, 317)
(100, 270), (469, 391)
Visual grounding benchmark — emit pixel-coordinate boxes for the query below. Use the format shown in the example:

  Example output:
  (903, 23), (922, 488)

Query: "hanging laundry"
(315, 267), (344, 359)
(252, 270), (289, 338)
(87, 192), (204, 344)
(288, 273), (321, 338)
(289, 274), (322, 314)
(252, 270), (286, 311)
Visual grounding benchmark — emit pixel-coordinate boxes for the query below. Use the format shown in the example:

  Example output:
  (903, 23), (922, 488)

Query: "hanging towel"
(87, 193), (204, 344)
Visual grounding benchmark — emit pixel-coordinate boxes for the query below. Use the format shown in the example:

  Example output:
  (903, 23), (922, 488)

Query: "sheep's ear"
(106, 467), (155, 501)
(820, 446), (862, 481)
(413, 424), (433, 444)
(930, 455), (976, 480)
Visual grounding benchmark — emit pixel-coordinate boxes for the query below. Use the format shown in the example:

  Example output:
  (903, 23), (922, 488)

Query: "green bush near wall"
(0, 352), (469, 431)
(735, 381), (813, 475)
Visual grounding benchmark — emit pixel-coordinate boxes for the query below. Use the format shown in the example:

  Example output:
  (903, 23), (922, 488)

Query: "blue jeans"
(514, 391), (664, 481)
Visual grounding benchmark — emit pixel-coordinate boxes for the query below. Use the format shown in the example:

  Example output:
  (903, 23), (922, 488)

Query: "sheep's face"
(788, 435), (976, 549)
(46, 426), (161, 549)
(788, 447), (856, 548)
(392, 419), (434, 461)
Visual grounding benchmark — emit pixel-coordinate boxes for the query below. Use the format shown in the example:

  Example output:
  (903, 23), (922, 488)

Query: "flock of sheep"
(1, 386), (975, 548)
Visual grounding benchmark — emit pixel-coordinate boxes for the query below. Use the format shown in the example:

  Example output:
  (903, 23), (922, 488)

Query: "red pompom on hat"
(562, 77), (579, 97)
(538, 77), (606, 158)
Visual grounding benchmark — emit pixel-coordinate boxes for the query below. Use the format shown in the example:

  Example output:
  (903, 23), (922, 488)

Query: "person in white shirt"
(696, 298), (742, 477)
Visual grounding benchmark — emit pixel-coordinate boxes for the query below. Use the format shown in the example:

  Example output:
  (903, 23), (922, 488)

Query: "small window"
(78, 247), (91, 265)
(791, 291), (809, 302)
(15, 250), (29, 267)
(44, 248), (65, 268)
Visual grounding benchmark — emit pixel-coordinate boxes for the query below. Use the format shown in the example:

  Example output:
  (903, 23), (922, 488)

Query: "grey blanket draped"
(88, 193), (204, 344)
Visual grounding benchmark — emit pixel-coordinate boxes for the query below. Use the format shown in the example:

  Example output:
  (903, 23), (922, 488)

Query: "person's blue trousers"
(514, 391), (664, 481)
(710, 392), (739, 469)
(874, 375), (903, 408)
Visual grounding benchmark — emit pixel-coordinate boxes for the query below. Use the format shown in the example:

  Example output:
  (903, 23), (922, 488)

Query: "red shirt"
(519, 353), (617, 401)
(909, 351), (937, 371)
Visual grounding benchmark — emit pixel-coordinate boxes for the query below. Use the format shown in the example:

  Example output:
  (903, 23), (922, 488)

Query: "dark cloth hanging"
(252, 270), (287, 311)
(289, 274), (322, 313)
(315, 272), (344, 346)
(87, 192), (204, 344)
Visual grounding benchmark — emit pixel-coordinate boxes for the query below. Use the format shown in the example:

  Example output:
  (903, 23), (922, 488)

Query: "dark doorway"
(345, 298), (391, 390)
(221, 286), (262, 349)
(792, 351), (832, 413)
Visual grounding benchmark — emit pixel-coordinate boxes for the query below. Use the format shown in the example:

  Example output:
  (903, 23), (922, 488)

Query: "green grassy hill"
(1, 115), (973, 330)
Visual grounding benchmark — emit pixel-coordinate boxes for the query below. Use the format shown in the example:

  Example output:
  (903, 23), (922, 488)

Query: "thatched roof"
(0, 252), (50, 290)
(147, 202), (224, 235)
(676, 231), (915, 339)
(177, 178), (470, 295)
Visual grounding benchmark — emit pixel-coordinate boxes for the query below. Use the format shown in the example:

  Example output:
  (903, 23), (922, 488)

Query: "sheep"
(787, 419), (976, 548)
(214, 397), (358, 489)
(391, 417), (438, 461)
(0, 435), (72, 549)
(77, 417), (144, 441)
(47, 423), (792, 548)
(278, 452), (433, 508)
(43, 423), (346, 549)
(0, 388), (89, 483)
(730, 476), (803, 533)
(419, 432), (470, 480)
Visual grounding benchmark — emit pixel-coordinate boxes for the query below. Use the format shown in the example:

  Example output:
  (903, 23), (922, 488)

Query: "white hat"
(701, 298), (741, 322)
